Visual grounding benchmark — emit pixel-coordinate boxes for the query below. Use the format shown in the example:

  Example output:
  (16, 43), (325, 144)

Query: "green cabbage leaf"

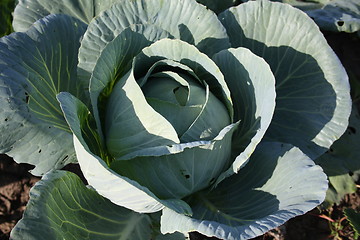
(0, 14), (86, 175)
(246, 0), (360, 33)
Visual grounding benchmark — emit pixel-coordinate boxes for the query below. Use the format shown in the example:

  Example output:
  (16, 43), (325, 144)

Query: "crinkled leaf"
(212, 47), (276, 185)
(10, 170), (152, 240)
(316, 104), (360, 206)
(12, 0), (123, 31)
(57, 92), (192, 215)
(161, 142), (328, 240)
(220, 0), (351, 159)
(78, 0), (230, 86)
(0, 14), (86, 175)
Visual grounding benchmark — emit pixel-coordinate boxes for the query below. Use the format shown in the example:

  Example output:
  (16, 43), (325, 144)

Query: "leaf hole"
(25, 92), (29, 103)
(4, 118), (8, 122)
(38, 149), (42, 153)
(337, 21), (344, 26)
(61, 155), (69, 163)
(348, 126), (356, 134)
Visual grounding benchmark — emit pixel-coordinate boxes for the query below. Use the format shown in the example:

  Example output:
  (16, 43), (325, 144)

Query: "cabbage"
(0, 0), (351, 239)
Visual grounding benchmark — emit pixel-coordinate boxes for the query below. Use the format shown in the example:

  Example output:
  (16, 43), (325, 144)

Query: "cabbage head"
(0, 0), (352, 239)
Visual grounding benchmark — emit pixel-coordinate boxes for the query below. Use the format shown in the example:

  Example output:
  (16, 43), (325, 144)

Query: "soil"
(0, 155), (39, 240)
(1, 154), (360, 240)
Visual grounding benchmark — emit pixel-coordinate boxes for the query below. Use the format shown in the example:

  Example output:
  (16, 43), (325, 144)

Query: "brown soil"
(0, 155), (39, 240)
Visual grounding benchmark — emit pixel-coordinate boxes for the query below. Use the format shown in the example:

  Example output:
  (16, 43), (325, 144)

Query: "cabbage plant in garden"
(0, 0), (353, 239)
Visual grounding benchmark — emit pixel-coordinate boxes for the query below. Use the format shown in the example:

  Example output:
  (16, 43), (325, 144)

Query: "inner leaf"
(173, 86), (188, 106)
(139, 60), (230, 142)
(105, 69), (180, 160)
(142, 70), (206, 137)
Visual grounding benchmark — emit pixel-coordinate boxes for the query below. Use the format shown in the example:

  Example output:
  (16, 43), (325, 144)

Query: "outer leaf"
(196, 0), (241, 14)
(161, 142), (328, 240)
(150, 212), (188, 240)
(219, 0), (351, 159)
(323, 174), (357, 208)
(155, 233), (187, 240)
(316, 104), (360, 206)
(241, 0), (328, 9)
(344, 208), (360, 235)
(12, 0), (123, 31)
(0, 14), (86, 175)
(57, 92), (192, 215)
(212, 47), (276, 185)
(10, 170), (152, 240)
(78, 0), (230, 86)
(298, 0), (360, 33)
(263, 0), (360, 33)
